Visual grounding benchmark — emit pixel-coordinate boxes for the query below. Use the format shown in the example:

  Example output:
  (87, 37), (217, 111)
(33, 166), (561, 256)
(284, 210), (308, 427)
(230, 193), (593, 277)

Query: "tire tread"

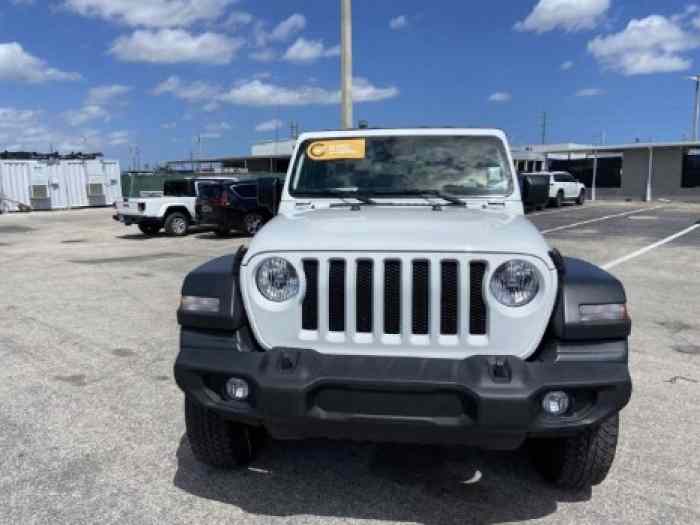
(185, 398), (257, 468)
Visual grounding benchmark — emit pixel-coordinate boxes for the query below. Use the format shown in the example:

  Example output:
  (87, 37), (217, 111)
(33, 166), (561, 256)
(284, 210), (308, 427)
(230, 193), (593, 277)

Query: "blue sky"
(2, 0), (700, 168)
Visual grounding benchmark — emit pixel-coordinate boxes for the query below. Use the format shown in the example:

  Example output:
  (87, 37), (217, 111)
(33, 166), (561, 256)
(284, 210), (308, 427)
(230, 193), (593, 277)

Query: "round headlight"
(256, 257), (300, 302)
(489, 260), (540, 307)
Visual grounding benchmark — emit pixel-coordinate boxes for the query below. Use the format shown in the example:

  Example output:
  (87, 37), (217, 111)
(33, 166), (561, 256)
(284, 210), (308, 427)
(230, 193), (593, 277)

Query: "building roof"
(540, 141), (700, 154)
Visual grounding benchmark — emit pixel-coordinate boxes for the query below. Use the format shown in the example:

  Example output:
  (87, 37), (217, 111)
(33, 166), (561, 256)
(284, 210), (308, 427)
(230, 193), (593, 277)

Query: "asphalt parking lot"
(1, 200), (698, 525)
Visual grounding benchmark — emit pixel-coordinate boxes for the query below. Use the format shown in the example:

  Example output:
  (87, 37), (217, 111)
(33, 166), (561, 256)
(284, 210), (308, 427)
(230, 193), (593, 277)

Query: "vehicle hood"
(244, 207), (553, 266)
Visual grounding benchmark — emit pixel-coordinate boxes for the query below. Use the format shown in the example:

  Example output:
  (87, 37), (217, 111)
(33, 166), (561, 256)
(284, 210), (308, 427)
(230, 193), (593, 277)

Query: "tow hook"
(489, 357), (512, 383)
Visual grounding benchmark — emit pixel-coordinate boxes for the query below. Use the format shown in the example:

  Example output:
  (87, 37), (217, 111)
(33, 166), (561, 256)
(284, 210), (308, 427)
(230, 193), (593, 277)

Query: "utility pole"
(540, 112), (548, 145)
(340, 0), (354, 129)
(689, 75), (700, 141)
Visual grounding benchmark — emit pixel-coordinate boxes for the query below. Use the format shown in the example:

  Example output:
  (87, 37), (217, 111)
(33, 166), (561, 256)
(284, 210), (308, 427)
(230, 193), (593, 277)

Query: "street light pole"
(688, 75), (700, 141)
(340, 0), (353, 129)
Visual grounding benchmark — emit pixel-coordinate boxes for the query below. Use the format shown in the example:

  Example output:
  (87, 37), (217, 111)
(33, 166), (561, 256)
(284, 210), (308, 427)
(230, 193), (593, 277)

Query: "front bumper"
(174, 335), (631, 450)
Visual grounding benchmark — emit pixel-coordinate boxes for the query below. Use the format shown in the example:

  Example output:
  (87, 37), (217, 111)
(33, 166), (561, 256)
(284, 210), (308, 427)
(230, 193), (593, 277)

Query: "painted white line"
(603, 223), (700, 270)
(541, 205), (666, 234)
(528, 207), (573, 217)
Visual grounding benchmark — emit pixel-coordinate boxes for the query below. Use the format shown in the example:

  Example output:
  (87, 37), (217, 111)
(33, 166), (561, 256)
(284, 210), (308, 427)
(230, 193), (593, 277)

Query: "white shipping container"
(0, 157), (122, 212)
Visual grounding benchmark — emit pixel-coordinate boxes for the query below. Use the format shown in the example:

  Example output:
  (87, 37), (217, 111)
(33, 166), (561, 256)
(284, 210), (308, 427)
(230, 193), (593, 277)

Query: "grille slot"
(302, 260), (318, 330)
(469, 262), (488, 335)
(299, 255), (488, 340)
(384, 260), (402, 334)
(356, 260), (373, 333)
(412, 260), (430, 335)
(328, 260), (346, 332)
(441, 261), (459, 335)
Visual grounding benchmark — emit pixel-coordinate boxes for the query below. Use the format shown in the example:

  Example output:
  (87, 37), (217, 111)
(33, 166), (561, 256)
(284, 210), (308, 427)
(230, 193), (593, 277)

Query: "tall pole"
(341, 0), (353, 129)
(694, 77), (700, 141)
(541, 112), (548, 145)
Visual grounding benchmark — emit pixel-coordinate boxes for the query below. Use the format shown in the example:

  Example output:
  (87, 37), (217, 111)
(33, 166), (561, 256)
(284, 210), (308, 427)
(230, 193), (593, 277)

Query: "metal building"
(539, 142), (700, 202)
(0, 154), (121, 212)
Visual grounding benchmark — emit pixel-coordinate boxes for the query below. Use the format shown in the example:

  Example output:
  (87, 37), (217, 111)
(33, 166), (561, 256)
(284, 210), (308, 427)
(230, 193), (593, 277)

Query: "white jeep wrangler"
(175, 129), (632, 490)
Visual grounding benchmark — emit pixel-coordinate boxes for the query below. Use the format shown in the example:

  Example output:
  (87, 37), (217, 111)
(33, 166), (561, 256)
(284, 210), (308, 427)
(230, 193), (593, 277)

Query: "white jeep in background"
(175, 128), (632, 490)
(524, 171), (587, 207)
(113, 177), (236, 236)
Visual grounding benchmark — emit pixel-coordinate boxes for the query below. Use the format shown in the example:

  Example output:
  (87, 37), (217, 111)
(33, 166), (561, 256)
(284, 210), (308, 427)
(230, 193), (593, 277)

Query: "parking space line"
(528, 207), (578, 217)
(540, 205), (666, 234)
(602, 223), (700, 270)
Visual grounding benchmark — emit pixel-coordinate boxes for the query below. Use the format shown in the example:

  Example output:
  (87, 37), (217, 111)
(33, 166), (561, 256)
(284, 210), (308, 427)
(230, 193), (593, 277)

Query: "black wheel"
(185, 397), (264, 468)
(553, 191), (564, 208)
(138, 223), (161, 236)
(242, 211), (267, 236)
(214, 225), (231, 237)
(529, 414), (619, 490)
(164, 212), (189, 237)
(576, 190), (586, 205)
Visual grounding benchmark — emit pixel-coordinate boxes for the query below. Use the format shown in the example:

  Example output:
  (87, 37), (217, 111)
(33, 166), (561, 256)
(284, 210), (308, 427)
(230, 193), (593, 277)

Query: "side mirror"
(257, 178), (283, 215)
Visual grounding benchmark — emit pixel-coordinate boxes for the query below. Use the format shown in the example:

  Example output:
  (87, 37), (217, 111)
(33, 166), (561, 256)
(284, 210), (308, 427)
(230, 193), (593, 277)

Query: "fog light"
(542, 391), (570, 416)
(225, 378), (250, 401)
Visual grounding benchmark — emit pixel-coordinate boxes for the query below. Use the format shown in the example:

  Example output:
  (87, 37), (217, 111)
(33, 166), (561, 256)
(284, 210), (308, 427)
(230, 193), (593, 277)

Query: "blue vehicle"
(196, 176), (284, 236)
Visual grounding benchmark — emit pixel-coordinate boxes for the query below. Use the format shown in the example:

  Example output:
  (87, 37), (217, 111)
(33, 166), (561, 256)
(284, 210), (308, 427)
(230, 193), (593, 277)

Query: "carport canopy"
(539, 141), (700, 201)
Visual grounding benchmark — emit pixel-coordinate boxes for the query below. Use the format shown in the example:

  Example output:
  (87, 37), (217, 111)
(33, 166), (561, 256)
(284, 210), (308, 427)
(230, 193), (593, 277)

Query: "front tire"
(164, 212), (189, 237)
(529, 414), (619, 490)
(576, 190), (586, 205)
(185, 398), (263, 468)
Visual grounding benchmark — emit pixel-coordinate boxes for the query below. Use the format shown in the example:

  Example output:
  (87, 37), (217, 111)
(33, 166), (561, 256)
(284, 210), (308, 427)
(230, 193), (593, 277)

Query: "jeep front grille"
(302, 256), (488, 339)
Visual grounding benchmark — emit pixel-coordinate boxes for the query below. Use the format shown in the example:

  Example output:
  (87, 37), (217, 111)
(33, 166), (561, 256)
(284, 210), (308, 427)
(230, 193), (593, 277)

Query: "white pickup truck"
(113, 177), (237, 236)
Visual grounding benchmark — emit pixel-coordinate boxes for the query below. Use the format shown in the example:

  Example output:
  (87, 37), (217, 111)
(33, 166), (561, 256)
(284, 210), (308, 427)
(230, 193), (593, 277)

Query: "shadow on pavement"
(193, 232), (250, 241)
(173, 435), (590, 525)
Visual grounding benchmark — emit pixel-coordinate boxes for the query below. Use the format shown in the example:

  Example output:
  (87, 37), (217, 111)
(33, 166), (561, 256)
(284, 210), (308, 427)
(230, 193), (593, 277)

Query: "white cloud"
(575, 88), (605, 96)
(515, 0), (610, 33)
(0, 105), (126, 153)
(255, 119), (283, 132)
(0, 42), (81, 83)
(154, 76), (398, 109)
(250, 49), (277, 62)
(63, 0), (234, 28)
(64, 105), (111, 126)
(220, 77), (398, 106)
(0, 107), (42, 127)
(152, 76), (221, 102)
(489, 92), (512, 103)
(283, 38), (340, 63)
(561, 60), (574, 70)
(254, 14), (306, 47)
(389, 15), (408, 30)
(199, 132), (221, 139)
(63, 84), (131, 129)
(110, 29), (243, 64)
(86, 84), (131, 105)
(224, 11), (253, 29)
(11, 0), (35, 5)
(161, 122), (177, 129)
(107, 130), (129, 145)
(588, 15), (700, 75)
(206, 122), (232, 132)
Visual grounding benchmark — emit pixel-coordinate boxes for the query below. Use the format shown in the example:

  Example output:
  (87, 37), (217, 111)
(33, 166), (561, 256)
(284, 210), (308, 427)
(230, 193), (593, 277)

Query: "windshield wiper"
(300, 190), (377, 206)
(394, 190), (467, 207)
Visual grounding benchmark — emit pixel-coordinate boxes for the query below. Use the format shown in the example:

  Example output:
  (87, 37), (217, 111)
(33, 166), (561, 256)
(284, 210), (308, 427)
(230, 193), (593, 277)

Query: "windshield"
(290, 135), (514, 198)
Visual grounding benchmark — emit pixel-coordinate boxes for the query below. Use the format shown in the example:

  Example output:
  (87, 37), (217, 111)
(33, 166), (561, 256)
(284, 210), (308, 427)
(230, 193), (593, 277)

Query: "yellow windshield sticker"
(307, 139), (366, 161)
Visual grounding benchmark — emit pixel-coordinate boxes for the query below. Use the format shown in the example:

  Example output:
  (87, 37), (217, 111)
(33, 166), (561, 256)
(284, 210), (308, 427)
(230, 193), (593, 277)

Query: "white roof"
(297, 128), (507, 141)
(542, 141), (700, 153)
